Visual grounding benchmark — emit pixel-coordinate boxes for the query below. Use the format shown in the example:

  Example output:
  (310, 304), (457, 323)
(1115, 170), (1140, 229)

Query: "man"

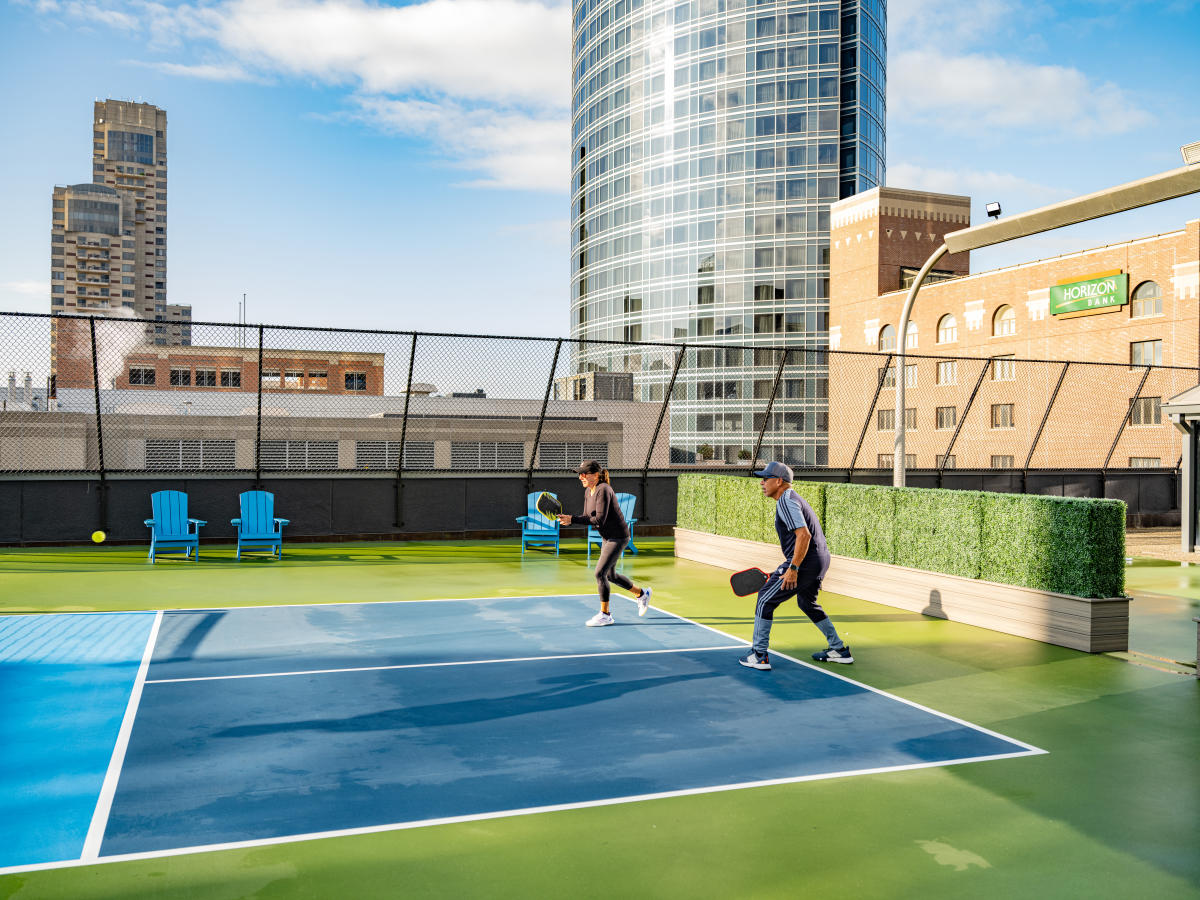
(738, 461), (852, 670)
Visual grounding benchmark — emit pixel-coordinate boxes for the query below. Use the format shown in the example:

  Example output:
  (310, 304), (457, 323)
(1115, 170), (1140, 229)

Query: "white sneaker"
(586, 612), (615, 627)
(636, 586), (651, 617)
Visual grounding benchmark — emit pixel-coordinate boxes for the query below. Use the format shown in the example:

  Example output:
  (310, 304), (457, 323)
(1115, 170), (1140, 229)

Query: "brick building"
(828, 186), (1200, 470)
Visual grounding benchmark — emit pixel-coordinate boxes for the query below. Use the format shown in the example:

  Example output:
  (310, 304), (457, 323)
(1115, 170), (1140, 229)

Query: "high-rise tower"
(570, 1), (885, 466)
(50, 100), (189, 386)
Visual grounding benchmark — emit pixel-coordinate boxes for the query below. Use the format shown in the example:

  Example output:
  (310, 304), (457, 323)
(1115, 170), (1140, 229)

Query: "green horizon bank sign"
(1050, 273), (1128, 315)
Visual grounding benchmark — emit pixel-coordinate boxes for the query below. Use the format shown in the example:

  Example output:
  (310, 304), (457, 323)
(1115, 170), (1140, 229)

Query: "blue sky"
(1, 0), (1198, 338)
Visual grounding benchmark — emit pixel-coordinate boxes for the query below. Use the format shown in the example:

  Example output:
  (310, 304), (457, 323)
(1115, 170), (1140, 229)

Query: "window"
(991, 455), (1015, 468)
(936, 360), (957, 385)
(145, 439), (236, 470)
(1129, 396), (1162, 426)
(260, 369), (280, 387)
(993, 305), (1016, 336)
(538, 442), (610, 469)
(307, 371), (328, 389)
(1131, 281), (1162, 318)
(194, 369), (216, 387)
(355, 440), (435, 469)
(936, 454), (956, 469)
(904, 321), (918, 349)
(904, 408), (917, 430)
(220, 370), (241, 388)
(992, 354), (1016, 381)
(128, 367), (155, 385)
(877, 408), (895, 430)
(877, 453), (916, 468)
(879, 363), (916, 389)
(345, 372), (367, 391)
(991, 403), (1014, 428)
(169, 368), (190, 387)
(1129, 457), (1161, 468)
(937, 314), (957, 344)
(877, 324), (896, 351)
(259, 440), (339, 470)
(450, 441), (525, 469)
(284, 370), (303, 387)
(936, 406), (957, 430)
(1131, 339), (1162, 367)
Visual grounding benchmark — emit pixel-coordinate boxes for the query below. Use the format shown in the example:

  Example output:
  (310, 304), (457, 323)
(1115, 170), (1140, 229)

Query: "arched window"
(1131, 281), (1162, 318)
(878, 324), (896, 351)
(905, 321), (918, 349)
(937, 314), (957, 344)
(993, 305), (1016, 337)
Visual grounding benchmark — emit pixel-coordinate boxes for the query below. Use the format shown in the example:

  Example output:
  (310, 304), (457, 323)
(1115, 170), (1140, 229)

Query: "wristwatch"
(788, 563), (800, 572)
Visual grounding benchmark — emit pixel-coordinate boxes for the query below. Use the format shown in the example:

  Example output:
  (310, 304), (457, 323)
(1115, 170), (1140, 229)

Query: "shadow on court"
(215, 669), (722, 737)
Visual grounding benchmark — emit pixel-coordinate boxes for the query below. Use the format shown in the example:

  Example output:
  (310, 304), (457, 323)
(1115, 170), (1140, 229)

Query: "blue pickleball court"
(1, 596), (1044, 872)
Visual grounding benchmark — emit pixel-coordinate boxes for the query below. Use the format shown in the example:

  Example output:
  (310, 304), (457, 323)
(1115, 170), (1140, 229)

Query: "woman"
(559, 460), (651, 626)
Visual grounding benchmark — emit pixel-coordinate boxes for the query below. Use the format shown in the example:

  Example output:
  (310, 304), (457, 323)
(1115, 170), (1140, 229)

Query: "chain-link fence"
(1, 311), (1194, 478)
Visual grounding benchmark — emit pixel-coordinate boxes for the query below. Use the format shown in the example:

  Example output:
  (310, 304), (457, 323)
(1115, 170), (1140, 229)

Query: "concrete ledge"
(675, 527), (1129, 653)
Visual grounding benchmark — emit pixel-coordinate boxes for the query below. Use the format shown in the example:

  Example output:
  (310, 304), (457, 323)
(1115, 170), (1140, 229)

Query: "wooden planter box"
(675, 527), (1128, 653)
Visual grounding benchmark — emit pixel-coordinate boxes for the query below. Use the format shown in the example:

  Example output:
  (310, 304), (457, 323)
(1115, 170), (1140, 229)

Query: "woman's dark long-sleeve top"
(570, 482), (630, 541)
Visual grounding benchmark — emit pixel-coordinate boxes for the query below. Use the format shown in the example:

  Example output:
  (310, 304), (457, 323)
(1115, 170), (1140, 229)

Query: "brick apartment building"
(828, 186), (1200, 470)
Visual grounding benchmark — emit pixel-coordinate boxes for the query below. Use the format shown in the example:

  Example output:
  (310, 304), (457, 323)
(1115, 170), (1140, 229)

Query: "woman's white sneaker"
(586, 612), (615, 626)
(636, 587), (651, 616)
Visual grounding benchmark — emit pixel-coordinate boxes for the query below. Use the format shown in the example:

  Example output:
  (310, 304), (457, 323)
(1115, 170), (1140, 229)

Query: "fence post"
(937, 357), (993, 484)
(1022, 361), (1071, 492)
(749, 346), (791, 475)
(848, 352), (892, 479)
(527, 339), (563, 494)
(642, 344), (686, 521)
(394, 334), (418, 529)
(88, 316), (107, 531)
(1103, 366), (1152, 476)
(255, 324), (264, 488)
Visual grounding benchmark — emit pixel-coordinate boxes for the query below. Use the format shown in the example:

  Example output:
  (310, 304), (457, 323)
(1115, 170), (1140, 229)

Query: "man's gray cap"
(753, 461), (793, 482)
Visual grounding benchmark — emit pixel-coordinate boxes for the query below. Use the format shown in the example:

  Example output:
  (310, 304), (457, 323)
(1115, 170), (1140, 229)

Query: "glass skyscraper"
(570, 0), (885, 466)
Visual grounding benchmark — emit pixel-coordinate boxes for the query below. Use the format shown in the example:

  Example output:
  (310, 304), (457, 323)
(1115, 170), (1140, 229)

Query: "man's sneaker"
(586, 612), (615, 627)
(738, 651), (771, 670)
(812, 646), (854, 664)
(636, 586), (652, 617)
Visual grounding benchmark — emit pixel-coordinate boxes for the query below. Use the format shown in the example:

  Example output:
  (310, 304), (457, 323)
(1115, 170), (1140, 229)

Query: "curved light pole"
(892, 158), (1200, 487)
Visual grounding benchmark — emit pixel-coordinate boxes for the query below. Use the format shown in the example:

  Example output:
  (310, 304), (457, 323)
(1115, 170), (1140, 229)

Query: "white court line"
(0, 594), (1048, 875)
(146, 644), (746, 684)
(80, 609), (164, 862)
(0, 748), (1039, 877)
(151, 594), (601, 613)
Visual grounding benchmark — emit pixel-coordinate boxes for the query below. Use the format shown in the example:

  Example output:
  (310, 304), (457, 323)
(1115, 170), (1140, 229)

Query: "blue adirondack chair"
(587, 491), (639, 562)
(144, 490), (206, 563)
(231, 490), (290, 560)
(517, 491), (560, 556)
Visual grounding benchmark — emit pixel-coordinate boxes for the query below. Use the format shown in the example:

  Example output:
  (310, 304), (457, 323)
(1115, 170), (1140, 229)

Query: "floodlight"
(985, 201), (1002, 219)
(1184, 141), (1200, 166)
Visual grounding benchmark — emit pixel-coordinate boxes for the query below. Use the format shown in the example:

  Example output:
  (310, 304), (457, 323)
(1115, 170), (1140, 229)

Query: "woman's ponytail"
(599, 468), (611, 485)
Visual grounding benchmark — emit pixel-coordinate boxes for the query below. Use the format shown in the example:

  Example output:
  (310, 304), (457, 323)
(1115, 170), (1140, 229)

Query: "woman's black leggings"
(595, 539), (633, 603)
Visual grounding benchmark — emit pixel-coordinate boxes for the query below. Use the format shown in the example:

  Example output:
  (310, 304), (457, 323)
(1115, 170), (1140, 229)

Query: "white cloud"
(137, 60), (257, 81)
(890, 49), (1153, 137)
(22, 0), (573, 192)
(206, 0), (570, 108)
(352, 96), (568, 192)
(886, 162), (1070, 211)
(0, 280), (46, 296)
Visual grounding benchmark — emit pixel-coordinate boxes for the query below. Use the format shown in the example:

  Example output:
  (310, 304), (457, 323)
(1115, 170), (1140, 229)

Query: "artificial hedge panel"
(676, 474), (1126, 599)
(979, 493), (1126, 599)
(823, 483), (896, 563)
(893, 488), (985, 580)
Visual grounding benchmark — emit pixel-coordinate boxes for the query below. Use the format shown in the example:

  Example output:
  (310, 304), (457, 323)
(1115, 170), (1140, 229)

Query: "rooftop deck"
(1, 537), (1197, 899)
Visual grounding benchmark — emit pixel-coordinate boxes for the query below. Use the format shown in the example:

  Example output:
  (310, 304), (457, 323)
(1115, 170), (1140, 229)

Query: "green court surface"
(1125, 559), (1200, 666)
(2, 538), (1198, 900)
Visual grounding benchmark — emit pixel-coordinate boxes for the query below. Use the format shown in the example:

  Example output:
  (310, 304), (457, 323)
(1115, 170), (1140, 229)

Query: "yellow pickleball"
(91, 530), (106, 543)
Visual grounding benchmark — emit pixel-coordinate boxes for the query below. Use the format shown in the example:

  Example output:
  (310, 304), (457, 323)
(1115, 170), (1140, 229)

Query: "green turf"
(2, 539), (1198, 899)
